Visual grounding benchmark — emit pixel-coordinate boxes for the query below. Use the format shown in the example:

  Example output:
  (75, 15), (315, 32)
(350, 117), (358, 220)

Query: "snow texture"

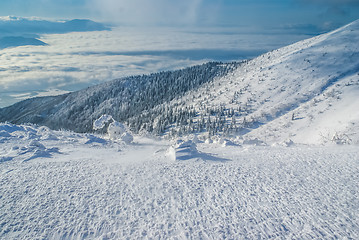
(1, 123), (359, 239)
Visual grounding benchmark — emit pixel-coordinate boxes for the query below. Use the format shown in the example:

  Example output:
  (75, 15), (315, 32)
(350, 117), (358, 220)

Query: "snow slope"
(1, 123), (359, 239)
(168, 19), (359, 145)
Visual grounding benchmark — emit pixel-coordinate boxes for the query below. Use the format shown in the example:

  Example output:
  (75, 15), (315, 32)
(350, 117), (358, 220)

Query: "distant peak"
(0, 16), (59, 22)
(0, 16), (110, 36)
(0, 16), (21, 21)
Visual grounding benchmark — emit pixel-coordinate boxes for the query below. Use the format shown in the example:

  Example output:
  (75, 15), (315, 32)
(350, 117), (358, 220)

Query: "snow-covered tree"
(93, 115), (133, 143)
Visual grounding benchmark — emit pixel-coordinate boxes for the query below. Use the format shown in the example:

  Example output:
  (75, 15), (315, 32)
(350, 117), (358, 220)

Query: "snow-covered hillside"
(169, 19), (359, 145)
(1, 123), (358, 239)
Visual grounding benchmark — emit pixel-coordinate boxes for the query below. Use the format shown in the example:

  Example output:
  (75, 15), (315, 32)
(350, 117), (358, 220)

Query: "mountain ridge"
(0, 17), (110, 49)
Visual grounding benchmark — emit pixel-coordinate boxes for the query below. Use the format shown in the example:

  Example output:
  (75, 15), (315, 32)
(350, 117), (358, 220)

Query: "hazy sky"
(1, 0), (359, 31)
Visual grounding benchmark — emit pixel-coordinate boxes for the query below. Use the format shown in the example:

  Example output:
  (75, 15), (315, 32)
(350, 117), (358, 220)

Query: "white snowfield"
(1, 123), (359, 239)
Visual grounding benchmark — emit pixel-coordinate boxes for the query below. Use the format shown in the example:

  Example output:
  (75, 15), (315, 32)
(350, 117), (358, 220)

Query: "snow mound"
(0, 123), (114, 161)
(0, 123), (62, 162)
(108, 121), (126, 140)
(168, 140), (229, 162)
(243, 138), (267, 146)
(84, 135), (108, 145)
(221, 139), (238, 147)
(0, 122), (135, 162)
(37, 126), (59, 140)
(21, 140), (60, 162)
(173, 140), (199, 161)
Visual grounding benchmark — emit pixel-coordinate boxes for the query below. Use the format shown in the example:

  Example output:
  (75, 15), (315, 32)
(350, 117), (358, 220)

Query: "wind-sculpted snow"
(0, 123), (111, 162)
(0, 123), (358, 239)
(167, 139), (229, 162)
(0, 124), (58, 162)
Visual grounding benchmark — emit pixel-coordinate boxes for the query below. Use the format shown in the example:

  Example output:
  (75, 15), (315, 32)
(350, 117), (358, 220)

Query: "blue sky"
(1, 0), (359, 31)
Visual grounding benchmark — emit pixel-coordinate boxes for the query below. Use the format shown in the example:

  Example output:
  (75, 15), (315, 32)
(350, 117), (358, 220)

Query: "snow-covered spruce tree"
(93, 115), (133, 143)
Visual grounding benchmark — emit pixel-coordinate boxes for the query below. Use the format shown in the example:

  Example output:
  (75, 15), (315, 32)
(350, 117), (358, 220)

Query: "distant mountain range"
(0, 17), (110, 49)
(1, 19), (358, 145)
(0, 36), (47, 48)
